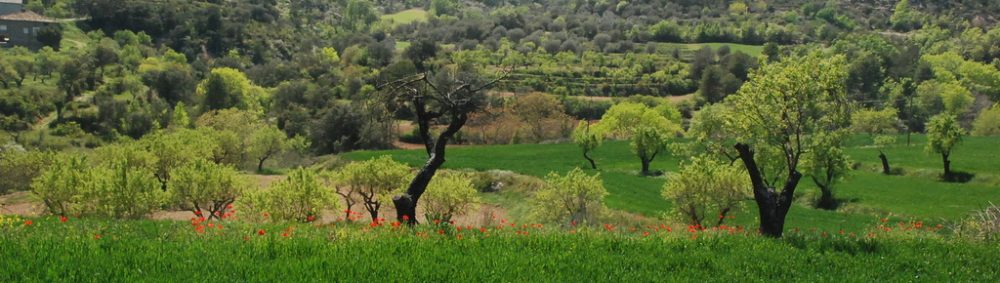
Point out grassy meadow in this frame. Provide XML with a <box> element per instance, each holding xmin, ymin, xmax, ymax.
<box><xmin>343</xmin><ymin>135</ymin><xmax>1000</xmax><ymax>232</ymax></box>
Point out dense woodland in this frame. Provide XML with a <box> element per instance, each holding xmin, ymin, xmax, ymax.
<box><xmin>1</xmin><ymin>0</ymin><xmax>1000</xmax><ymax>239</ymax></box>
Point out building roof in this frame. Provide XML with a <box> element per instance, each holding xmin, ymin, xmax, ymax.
<box><xmin>0</xmin><ymin>0</ymin><xmax>23</xmax><ymax>4</ymax></box>
<box><xmin>0</xmin><ymin>11</ymin><xmax>57</xmax><ymax>23</ymax></box>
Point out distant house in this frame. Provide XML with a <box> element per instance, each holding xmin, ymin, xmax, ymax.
<box><xmin>0</xmin><ymin>0</ymin><xmax>58</xmax><ymax>49</ymax></box>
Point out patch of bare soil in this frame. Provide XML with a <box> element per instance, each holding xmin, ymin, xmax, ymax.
<box><xmin>0</xmin><ymin>191</ymin><xmax>42</xmax><ymax>216</ymax></box>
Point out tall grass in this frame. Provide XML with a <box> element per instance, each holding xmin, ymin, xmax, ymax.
<box><xmin>1</xmin><ymin>217</ymin><xmax>997</xmax><ymax>281</ymax></box>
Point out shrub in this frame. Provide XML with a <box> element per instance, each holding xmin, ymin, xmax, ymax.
<box><xmin>167</xmin><ymin>159</ymin><xmax>244</xmax><ymax>220</ymax></box>
<box><xmin>333</xmin><ymin>156</ymin><xmax>410</xmax><ymax>221</ymax></box>
<box><xmin>86</xmin><ymin>160</ymin><xmax>167</xmax><ymax>219</ymax></box>
<box><xmin>530</xmin><ymin>168</ymin><xmax>608</xmax><ymax>226</ymax></box>
<box><xmin>0</xmin><ymin>149</ymin><xmax>57</xmax><ymax>194</ymax></box>
<box><xmin>661</xmin><ymin>156</ymin><xmax>750</xmax><ymax>227</ymax></box>
<box><xmin>972</xmin><ymin>104</ymin><xmax>1000</xmax><ymax>136</ymax></box>
<box><xmin>245</xmin><ymin>168</ymin><xmax>337</xmax><ymax>222</ymax></box>
<box><xmin>422</xmin><ymin>172</ymin><xmax>480</xmax><ymax>223</ymax></box>
<box><xmin>958</xmin><ymin>203</ymin><xmax>1000</xmax><ymax>241</ymax></box>
<box><xmin>30</xmin><ymin>154</ymin><xmax>89</xmax><ymax>216</ymax></box>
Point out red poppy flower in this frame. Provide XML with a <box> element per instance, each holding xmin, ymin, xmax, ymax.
<box><xmin>402</xmin><ymin>214</ymin><xmax>410</xmax><ymax>221</ymax></box>
<box><xmin>59</xmin><ymin>216</ymin><xmax>68</xmax><ymax>223</ymax></box>
<box><xmin>306</xmin><ymin>215</ymin><xmax>316</xmax><ymax>222</ymax></box>
<box><xmin>257</xmin><ymin>229</ymin><xmax>266</xmax><ymax>236</ymax></box>
<box><xmin>94</xmin><ymin>234</ymin><xmax>101</xmax><ymax>240</ymax></box>
<box><xmin>23</xmin><ymin>220</ymin><xmax>32</xmax><ymax>226</ymax></box>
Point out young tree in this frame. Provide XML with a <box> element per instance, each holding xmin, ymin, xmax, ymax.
<box><xmin>167</xmin><ymin>159</ymin><xmax>243</xmax><ymax>220</ymax></box>
<box><xmin>571</xmin><ymin>121</ymin><xmax>603</xmax><ymax>169</ymax></box>
<box><xmin>422</xmin><ymin>172</ymin><xmax>480</xmax><ymax>223</ymax></box>
<box><xmin>336</xmin><ymin>156</ymin><xmax>411</xmax><ymax>221</ymax></box>
<box><xmin>725</xmin><ymin>53</ymin><xmax>850</xmax><ymax>237</ymax></box>
<box><xmin>249</xmin><ymin>124</ymin><xmax>290</xmax><ymax>173</ymax></box>
<box><xmin>247</xmin><ymin>168</ymin><xmax>337</xmax><ymax>222</ymax></box>
<box><xmin>851</xmin><ymin>108</ymin><xmax>901</xmax><ymax>174</ymax></box>
<box><xmin>597</xmin><ymin>102</ymin><xmax>682</xmax><ymax>175</ymax></box>
<box><xmin>662</xmin><ymin>156</ymin><xmax>750</xmax><ymax>227</ymax></box>
<box><xmin>31</xmin><ymin>154</ymin><xmax>89</xmax><ymax>217</ymax></box>
<box><xmin>802</xmin><ymin>132</ymin><xmax>851</xmax><ymax>210</ymax></box>
<box><xmin>530</xmin><ymin>168</ymin><xmax>608</xmax><ymax>226</ymax></box>
<box><xmin>925</xmin><ymin>114</ymin><xmax>965</xmax><ymax>179</ymax></box>
<box><xmin>378</xmin><ymin>66</ymin><xmax>508</xmax><ymax>224</ymax></box>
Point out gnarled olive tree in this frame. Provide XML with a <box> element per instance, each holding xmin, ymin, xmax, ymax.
<box><xmin>378</xmin><ymin>65</ymin><xmax>508</xmax><ymax>224</ymax></box>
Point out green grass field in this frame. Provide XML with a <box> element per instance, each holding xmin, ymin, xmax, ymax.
<box><xmin>344</xmin><ymin>135</ymin><xmax>1000</xmax><ymax>232</ymax></box>
<box><xmin>380</xmin><ymin>8</ymin><xmax>430</xmax><ymax>28</ymax></box>
<box><xmin>1</xmin><ymin>217</ymin><xmax>997</xmax><ymax>281</ymax></box>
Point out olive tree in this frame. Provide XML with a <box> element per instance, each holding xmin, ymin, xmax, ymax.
<box><xmin>422</xmin><ymin>172</ymin><xmax>480</xmax><ymax>223</ymax></box>
<box><xmin>597</xmin><ymin>102</ymin><xmax>682</xmax><ymax>176</ymax></box>
<box><xmin>377</xmin><ymin>65</ymin><xmax>508</xmax><ymax>224</ymax></box>
<box><xmin>529</xmin><ymin>168</ymin><xmax>608</xmax><ymax>226</ymax></box>
<box><xmin>725</xmin><ymin>53</ymin><xmax>850</xmax><ymax>237</ymax></box>
<box><xmin>851</xmin><ymin>108</ymin><xmax>901</xmax><ymax>174</ymax></box>
<box><xmin>167</xmin><ymin>159</ymin><xmax>244</xmax><ymax>220</ymax></box>
<box><xmin>926</xmin><ymin>114</ymin><xmax>965</xmax><ymax>179</ymax></box>
<box><xmin>662</xmin><ymin>156</ymin><xmax>750</xmax><ymax>227</ymax></box>
<box><xmin>571</xmin><ymin>121</ymin><xmax>603</xmax><ymax>169</ymax></box>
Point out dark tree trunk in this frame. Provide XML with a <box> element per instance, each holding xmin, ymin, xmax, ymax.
<box><xmin>640</xmin><ymin>159</ymin><xmax>651</xmax><ymax>176</ymax></box>
<box><xmin>878</xmin><ymin>151</ymin><xmax>891</xmax><ymax>175</ymax></box>
<box><xmin>942</xmin><ymin>152</ymin><xmax>951</xmax><ymax>178</ymax></box>
<box><xmin>393</xmin><ymin>113</ymin><xmax>468</xmax><ymax>225</ymax></box>
<box><xmin>815</xmin><ymin>183</ymin><xmax>836</xmax><ymax>210</ymax></box>
<box><xmin>257</xmin><ymin>158</ymin><xmax>266</xmax><ymax>173</ymax></box>
<box><xmin>583</xmin><ymin>151</ymin><xmax>597</xmax><ymax>169</ymax></box>
<box><xmin>735</xmin><ymin>143</ymin><xmax>802</xmax><ymax>238</ymax></box>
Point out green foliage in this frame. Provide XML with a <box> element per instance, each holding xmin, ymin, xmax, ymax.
<box><xmin>916</xmin><ymin>80</ymin><xmax>974</xmax><ymax>116</ymax></box>
<box><xmin>925</xmin><ymin>114</ymin><xmax>964</xmax><ymax>158</ymax></box>
<box><xmin>30</xmin><ymin>154</ymin><xmax>88</xmax><ymax>216</ymax></box>
<box><xmin>245</xmin><ymin>168</ymin><xmax>337</xmax><ymax>222</ymax></box>
<box><xmin>422</xmin><ymin>172</ymin><xmax>480</xmax><ymax>223</ymax></box>
<box><xmin>571</xmin><ymin>121</ymin><xmax>603</xmax><ymax>168</ymax></box>
<box><xmin>661</xmin><ymin>156</ymin><xmax>750</xmax><ymax>226</ymax></box>
<box><xmin>87</xmin><ymin>159</ymin><xmax>166</xmax><ymax>220</ymax></box>
<box><xmin>726</xmin><ymin>53</ymin><xmax>850</xmax><ymax>185</ymax></box>
<box><xmin>972</xmin><ymin>104</ymin><xmax>1000</xmax><ymax>136</ymax></box>
<box><xmin>890</xmin><ymin>0</ymin><xmax>921</xmax><ymax>31</ymax></box>
<box><xmin>139</xmin><ymin>128</ymin><xmax>219</xmax><ymax>186</ymax></box>
<box><xmin>196</xmin><ymin>68</ymin><xmax>265</xmax><ymax>112</ymax></box>
<box><xmin>801</xmin><ymin>131</ymin><xmax>852</xmax><ymax>209</ymax></box>
<box><xmin>683</xmin><ymin>103</ymin><xmax>736</xmax><ymax>161</ymax></box>
<box><xmin>530</xmin><ymin>168</ymin><xmax>608</xmax><ymax>226</ymax></box>
<box><xmin>0</xmin><ymin>149</ymin><xmax>56</xmax><ymax>194</ymax></box>
<box><xmin>851</xmin><ymin>108</ymin><xmax>901</xmax><ymax>148</ymax></box>
<box><xmin>334</xmin><ymin>156</ymin><xmax>410</xmax><ymax>220</ymax></box>
<box><xmin>597</xmin><ymin>102</ymin><xmax>682</xmax><ymax>175</ymax></box>
<box><xmin>167</xmin><ymin>159</ymin><xmax>243</xmax><ymax>218</ymax></box>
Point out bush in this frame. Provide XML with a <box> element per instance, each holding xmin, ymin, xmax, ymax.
<box><xmin>333</xmin><ymin>156</ymin><xmax>410</xmax><ymax>220</ymax></box>
<box><xmin>422</xmin><ymin>172</ymin><xmax>480</xmax><ymax>223</ymax></box>
<box><xmin>529</xmin><ymin>168</ymin><xmax>608</xmax><ymax>226</ymax></box>
<box><xmin>661</xmin><ymin>156</ymin><xmax>750</xmax><ymax>227</ymax></box>
<box><xmin>30</xmin><ymin>154</ymin><xmax>89</xmax><ymax>216</ymax></box>
<box><xmin>244</xmin><ymin>168</ymin><xmax>337</xmax><ymax>222</ymax></box>
<box><xmin>958</xmin><ymin>204</ymin><xmax>1000</xmax><ymax>241</ymax></box>
<box><xmin>972</xmin><ymin>104</ymin><xmax>1000</xmax><ymax>136</ymax></box>
<box><xmin>87</xmin><ymin>160</ymin><xmax>167</xmax><ymax>219</ymax></box>
<box><xmin>0</xmin><ymin>149</ymin><xmax>57</xmax><ymax>194</ymax></box>
<box><xmin>167</xmin><ymin>159</ymin><xmax>244</xmax><ymax>219</ymax></box>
